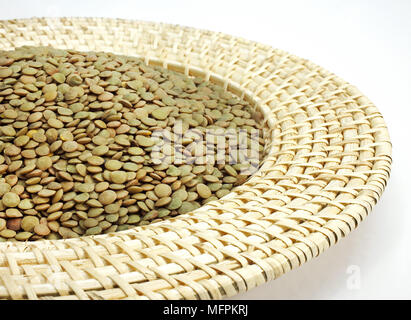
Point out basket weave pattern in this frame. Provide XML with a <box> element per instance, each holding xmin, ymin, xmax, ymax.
<box><xmin>0</xmin><ymin>18</ymin><xmax>391</xmax><ymax>300</ymax></box>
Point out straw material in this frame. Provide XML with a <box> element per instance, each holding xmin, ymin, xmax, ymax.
<box><xmin>0</xmin><ymin>17</ymin><xmax>391</xmax><ymax>300</ymax></box>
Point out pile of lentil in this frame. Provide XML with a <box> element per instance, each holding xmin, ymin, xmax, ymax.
<box><xmin>0</xmin><ymin>46</ymin><xmax>265</xmax><ymax>241</ymax></box>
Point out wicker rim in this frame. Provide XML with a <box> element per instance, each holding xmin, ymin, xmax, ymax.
<box><xmin>0</xmin><ymin>17</ymin><xmax>391</xmax><ymax>300</ymax></box>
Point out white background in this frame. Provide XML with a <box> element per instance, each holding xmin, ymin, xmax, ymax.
<box><xmin>0</xmin><ymin>0</ymin><xmax>410</xmax><ymax>299</ymax></box>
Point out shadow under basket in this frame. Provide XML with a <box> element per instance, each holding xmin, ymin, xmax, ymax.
<box><xmin>0</xmin><ymin>17</ymin><xmax>392</xmax><ymax>300</ymax></box>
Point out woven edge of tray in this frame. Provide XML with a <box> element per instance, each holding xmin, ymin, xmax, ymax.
<box><xmin>0</xmin><ymin>17</ymin><xmax>391</xmax><ymax>300</ymax></box>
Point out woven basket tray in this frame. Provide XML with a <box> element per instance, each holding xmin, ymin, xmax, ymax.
<box><xmin>0</xmin><ymin>17</ymin><xmax>391</xmax><ymax>300</ymax></box>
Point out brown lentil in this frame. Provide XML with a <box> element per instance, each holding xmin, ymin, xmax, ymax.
<box><xmin>0</xmin><ymin>46</ymin><xmax>265</xmax><ymax>241</ymax></box>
